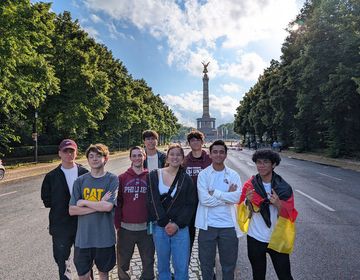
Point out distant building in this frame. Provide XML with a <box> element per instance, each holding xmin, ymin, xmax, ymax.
<box><xmin>197</xmin><ymin>62</ymin><xmax>217</xmax><ymax>141</ymax></box>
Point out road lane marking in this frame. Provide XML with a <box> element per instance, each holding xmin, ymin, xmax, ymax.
<box><xmin>317</xmin><ymin>172</ymin><xmax>342</xmax><ymax>181</ymax></box>
<box><xmin>246</xmin><ymin>161</ymin><xmax>255</xmax><ymax>167</ymax></box>
<box><xmin>0</xmin><ymin>191</ymin><xmax>18</xmax><ymax>197</ymax></box>
<box><xmin>295</xmin><ymin>189</ymin><xmax>335</xmax><ymax>212</ymax></box>
<box><xmin>285</xmin><ymin>163</ymin><xmax>297</xmax><ymax>167</ymax></box>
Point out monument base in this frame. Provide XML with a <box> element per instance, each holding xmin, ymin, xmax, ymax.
<box><xmin>197</xmin><ymin>117</ymin><xmax>217</xmax><ymax>141</ymax></box>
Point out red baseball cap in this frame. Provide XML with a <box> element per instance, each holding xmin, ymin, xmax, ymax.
<box><xmin>59</xmin><ymin>139</ymin><xmax>77</xmax><ymax>151</ymax></box>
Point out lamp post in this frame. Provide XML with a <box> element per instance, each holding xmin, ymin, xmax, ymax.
<box><xmin>34</xmin><ymin>110</ymin><xmax>38</xmax><ymax>163</ymax></box>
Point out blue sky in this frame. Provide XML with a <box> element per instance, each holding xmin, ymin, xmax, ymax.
<box><xmin>35</xmin><ymin>0</ymin><xmax>305</xmax><ymax>127</ymax></box>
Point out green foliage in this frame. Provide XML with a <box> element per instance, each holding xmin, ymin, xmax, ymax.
<box><xmin>0</xmin><ymin>3</ymin><xmax>179</xmax><ymax>156</ymax></box>
<box><xmin>7</xmin><ymin>145</ymin><xmax>58</xmax><ymax>157</ymax></box>
<box><xmin>217</xmin><ymin>122</ymin><xmax>240</xmax><ymax>140</ymax></box>
<box><xmin>171</xmin><ymin>125</ymin><xmax>194</xmax><ymax>141</ymax></box>
<box><xmin>0</xmin><ymin>0</ymin><xmax>59</xmax><ymax>155</ymax></box>
<box><xmin>234</xmin><ymin>0</ymin><xmax>360</xmax><ymax>157</ymax></box>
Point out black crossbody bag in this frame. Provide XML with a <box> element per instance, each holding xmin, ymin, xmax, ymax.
<box><xmin>160</xmin><ymin>169</ymin><xmax>182</xmax><ymax>210</ymax></box>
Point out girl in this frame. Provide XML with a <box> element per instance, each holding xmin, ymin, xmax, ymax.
<box><xmin>148</xmin><ymin>144</ymin><xmax>196</xmax><ymax>280</ymax></box>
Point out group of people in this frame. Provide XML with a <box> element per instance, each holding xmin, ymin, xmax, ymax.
<box><xmin>41</xmin><ymin>130</ymin><xmax>298</xmax><ymax>280</ymax></box>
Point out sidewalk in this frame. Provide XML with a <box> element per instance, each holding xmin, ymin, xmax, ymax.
<box><xmin>281</xmin><ymin>150</ymin><xmax>360</xmax><ymax>172</ymax></box>
<box><xmin>93</xmin><ymin>240</ymin><xmax>203</xmax><ymax>280</ymax></box>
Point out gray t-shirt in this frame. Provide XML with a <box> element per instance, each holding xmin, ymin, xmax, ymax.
<box><xmin>70</xmin><ymin>172</ymin><xmax>119</xmax><ymax>248</ymax></box>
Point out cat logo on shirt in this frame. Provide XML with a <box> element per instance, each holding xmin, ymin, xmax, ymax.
<box><xmin>83</xmin><ymin>187</ymin><xmax>104</xmax><ymax>201</ymax></box>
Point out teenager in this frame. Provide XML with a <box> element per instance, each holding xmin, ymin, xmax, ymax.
<box><xmin>69</xmin><ymin>144</ymin><xmax>119</xmax><ymax>280</ymax></box>
<box><xmin>148</xmin><ymin>144</ymin><xmax>197</xmax><ymax>280</ymax></box>
<box><xmin>183</xmin><ymin>130</ymin><xmax>212</xmax><ymax>254</ymax></box>
<box><xmin>196</xmin><ymin>140</ymin><xmax>242</xmax><ymax>280</ymax></box>
<box><xmin>114</xmin><ymin>146</ymin><xmax>155</xmax><ymax>280</ymax></box>
<box><xmin>41</xmin><ymin>139</ymin><xmax>88</xmax><ymax>280</ymax></box>
<box><xmin>142</xmin><ymin>130</ymin><xmax>166</xmax><ymax>171</ymax></box>
<box><xmin>238</xmin><ymin>149</ymin><xmax>297</xmax><ymax>280</ymax></box>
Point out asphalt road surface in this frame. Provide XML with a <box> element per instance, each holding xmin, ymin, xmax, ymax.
<box><xmin>230</xmin><ymin>149</ymin><xmax>360</xmax><ymax>280</ymax></box>
<box><xmin>0</xmin><ymin>149</ymin><xmax>359</xmax><ymax>279</ymax></box>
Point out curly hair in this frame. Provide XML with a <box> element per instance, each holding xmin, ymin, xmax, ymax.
<box><xmin>142</xmin><ymin>130</ymin><xmax>159</xmax><ymax>141</ymax></box>
<box><xmin>187</xmin><ymin>130</ymin><xmax>205</xmax><ymax>143</ymax></box>
<box><xmin>252</xmin><ymin>149</ymin><xmax>281</xmax><ymax>166</ymax></box>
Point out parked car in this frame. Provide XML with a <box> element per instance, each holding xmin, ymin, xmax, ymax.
<box><xmin>0</xmin><ymin>159</ymin><xmax>5</xmax><ymax>180</ymax></box>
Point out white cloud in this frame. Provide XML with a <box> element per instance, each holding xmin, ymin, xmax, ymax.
<box><xmin>210</xmin><ymin>95</ymin><xmax>239</xmax><ymax>119</ymax></box>
<box><xmin>90</xmin><ymin>14</ymin><xmax>102</xmax><ymax>23</ymax></box>
<box><xmin>161</xmin><ymin>90</ymin><xmax>239</xmax><ymax>126</ymax></box>
<box><xmin>107</xmin><ymin>22</ymin><xmax>127</xmax><ymax>40</ymax></box>
<box><xmin>157</xmin><ymin>45</ymin><xmax>164</xmax><ymax>52</ymax></box>
<box><xmin>82</xmin><ymin>26</ymin><xmax>101</xmax><ymax>41</ymax></box>
<box><xmin>84</xmin><ymin>0</ymin><xmax>298</xmax><ymax>79</ymax></box>
<box><xmin>185</xmin><ymin>49</ymin><xmax>218</xmax><ymax>77</ymax></box>
<box><xmin>161</xmin><ymin>91</ymin><xmax>203</xmax><ymax>114</ymax></box>
<box><xmin>222</xmin><ymin>52</ymin><xmax>268</xmax><ymax>81</ymax></box>
<box><xmin>220</xmin><ymin>83</ymin><xmax>242</xmax><ymax>94</ymax></box>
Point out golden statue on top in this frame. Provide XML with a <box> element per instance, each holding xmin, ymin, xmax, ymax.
<box><xmin>202</xmin><ymin>61</ymin><xmax>210</xmax><ymax>74</ymax></box>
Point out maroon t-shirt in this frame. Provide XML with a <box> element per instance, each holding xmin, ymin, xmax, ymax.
<box><xmin>183</xmin><ymin>150</ymin><xmax>212</xmax><ymax>187</ymax></box>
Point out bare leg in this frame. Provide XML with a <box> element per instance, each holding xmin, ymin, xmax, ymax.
<box><xmin>98</xmin><ymin>271</ymin><xmax>109</xmax><ymax>280</ymax></box>
<box><xmin>78</xmin><ymin>271</ymin><xmax>92</xmax><ymax>280</ymax></box>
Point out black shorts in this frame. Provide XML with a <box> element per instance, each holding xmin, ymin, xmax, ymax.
<box><xmin>74</xmin><ymin>246</ymin><xmax>116</xmax><ymax>276</ymax></box>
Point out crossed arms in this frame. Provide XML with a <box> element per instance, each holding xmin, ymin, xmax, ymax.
<box><xmin>69</xmin><ymin>191</ymin><xmax>114</xmax><ymax>216</ymax></box>
<box><xmin>197</xmin><ymin>171</ymin><xmax>241</xmax><ymax>207</ymax></box>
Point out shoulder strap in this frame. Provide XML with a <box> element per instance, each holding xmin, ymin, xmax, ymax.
<box><xmin>166</xmin><ymin>168</ymin><xmax>182</xmax><ymax>197</ymax></box>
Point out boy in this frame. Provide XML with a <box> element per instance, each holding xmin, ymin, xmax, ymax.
<box><xmin>41</xmin><ymin>139</ymin><xmax>88</xmax><ymax>280</ymax></box>
<box><xmin>142</xmin><ymin>130</ymin><xmax>166</xmax><ymax>171</ymax></box>
<box><xmin>183</xmin><ymin>130</ymin><xmax>212</xmax><ymax>254</ymax></box>
<box><xmin>69</xmin><ymin>144</ymin><xmax>119</xmax><ymax>280</ymax></box>
<box><xmin>114</xmin><ymin>146</ymin><xmax>154</xmax><ymax>280</ymax></box>
<box><xmin>238</xmin><ymin>149</ymin><xmax>297</xmax><ymax>280</ymax></box>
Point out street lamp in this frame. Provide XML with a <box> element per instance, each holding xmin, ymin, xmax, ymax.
<box><xmin>34</xmin><ymin>110</ymin><xmax>38</xmax><ymax>163</ymax></box>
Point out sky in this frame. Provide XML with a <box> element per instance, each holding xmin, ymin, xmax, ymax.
<box><xmin>34</xmin><ymin>0</ymin><xmax>305</xmax><ymax>127</ymax></box>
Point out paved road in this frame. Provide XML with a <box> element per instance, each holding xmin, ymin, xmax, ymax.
<box><xmin>229</xmin><ymin>148</ymin><xmax>360</xmax><ymax>280</ymax></box>
<box><xmin>0</xmin><ymin>155</ymin><xmax>131</xmax><ymax>280</ymax></box>
<box><xmin>0</xmin><ymin>149</ymin><xmax>359</xmax><ymax>279</ymax></box>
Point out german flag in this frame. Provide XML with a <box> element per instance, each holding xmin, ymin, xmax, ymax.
<box><xmin>237</xmin><ymin>173</ymin><xmax>298</xmax><ymax>254</ymax></box>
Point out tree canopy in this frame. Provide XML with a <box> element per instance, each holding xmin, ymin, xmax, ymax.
<box><xmin>234</xmin><ymin>0</ymin><xmax>360</xmax><ymax>157</ymax></box>
<box><xmin>0</xmin><ymin>0</ymin><xmax>179</xmax><ymax>156</ymax></box>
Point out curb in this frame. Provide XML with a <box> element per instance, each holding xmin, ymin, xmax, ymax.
<box><xmin>0</xmin><ymin>151</ymin><xmax>128</xmax><ymax>185</ymax></box>
<box><xmin>282</xmin><ymin>151</ymin><xmax>360</xmax><ymax>173</ymax></box>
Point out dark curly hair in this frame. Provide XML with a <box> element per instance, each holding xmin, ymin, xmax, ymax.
<box><xmin>252</xmin><ymin>149</ymin><xmax>281</xmax><ymax>166</ymax></box>
<box><xmin>187</xmin><ymin>130</ymin><xmax>205</xmax><ymax>143</ymax></box>
<box><xmin>142</xmin><ymin>130</ymin><xmax>159</xmax><ymax>141</ymax></box>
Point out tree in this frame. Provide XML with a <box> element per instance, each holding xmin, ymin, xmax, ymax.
<box><xmin>41</xmin><ymin>12</ymin><xmax>110</xmax><ymax>143</ymax></box>
<box><xmin>0</xmin><ymin>0</ymin><xmax>59</xmax><ymax>155</ymax></box>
